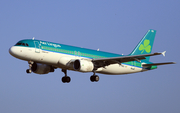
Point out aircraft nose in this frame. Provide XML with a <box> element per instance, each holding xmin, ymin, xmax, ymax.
<box><xmin>9</xmin><ymin>46</ymin><xmax>17</xmax><ymax>56</ymax></box>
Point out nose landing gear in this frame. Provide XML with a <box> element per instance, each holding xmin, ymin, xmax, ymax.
<box><xmin>26</xmin><ymin>61</ymin><xmax>34</xmax><ymax>74</ymax></box>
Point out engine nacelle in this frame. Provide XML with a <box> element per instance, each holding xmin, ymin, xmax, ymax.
<box><xmin>32</xmin><ymin>63</ymin><xmax>54</xmax><ymax>74</ymax></box>
<box><xmin>73</xmin><ymin>59</ymin><xmax>94</xmax><ymax>72</ymax></box>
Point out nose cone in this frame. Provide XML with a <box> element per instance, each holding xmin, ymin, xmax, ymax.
<box><xmin>9</xmin><ymin>46</ymin><xmax>18</xmax><ymax>57</ymax></box>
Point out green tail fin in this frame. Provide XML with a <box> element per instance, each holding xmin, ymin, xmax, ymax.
<box><xmin>130</xmin><ymin>29</ymin><xmax>156</xmax><ymax>61</ymax></box>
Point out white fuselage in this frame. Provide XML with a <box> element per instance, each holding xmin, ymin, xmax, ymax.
<box><xmin>9</xmin><ymin>46</ymin><xmax>146</xmax><ymax>75</ymax></box>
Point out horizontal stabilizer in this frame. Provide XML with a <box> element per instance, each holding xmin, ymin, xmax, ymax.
<box><xmin>143</xmin><ymin>62</ymin><xmax>176</xmax><ymax>66</ymax></box>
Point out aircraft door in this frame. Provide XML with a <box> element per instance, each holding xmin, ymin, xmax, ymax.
<box><xmin>34</xmin><ymin>41</ymin><xmax>41</xmax><ymax>53</ymax></box>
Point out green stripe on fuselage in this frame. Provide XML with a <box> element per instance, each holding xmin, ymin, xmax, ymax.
<box><xmin>41</xmin><ymin>45</ymin><xmax>106</xmax><ymax>59</ymax></box>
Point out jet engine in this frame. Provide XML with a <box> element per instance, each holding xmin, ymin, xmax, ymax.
<box><xmin>73</xmin><ymin>59</ymin><xmax>94</xmax><ymax>72</ymax></box>
<box><xmin>31</xmin><ymin>63</ymin><xmax>54</xmax><ymax>74</ymax></box>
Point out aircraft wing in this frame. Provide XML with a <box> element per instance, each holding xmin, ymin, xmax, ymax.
<box><xmin>92</xmin><ymin>51</ymin><xmax>166</xmax><ymax>67</ymax></box>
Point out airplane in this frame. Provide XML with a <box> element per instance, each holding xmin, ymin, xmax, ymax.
<box><xmin>9</xmin><ymin>29</ymin><xmax>175</xmax><ymax>83</ymax></box>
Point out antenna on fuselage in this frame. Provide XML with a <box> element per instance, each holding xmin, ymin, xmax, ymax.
<box><xmin>32</xmin><ymin>37</ymin><xmax>35</xmax><ymax>40</ymax></box>
<box><xmin>97</xmin><ymin>49</ymin><xmax>100</xmax><ymax>51</ymax></box>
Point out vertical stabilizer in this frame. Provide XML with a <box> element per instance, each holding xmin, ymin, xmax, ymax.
<box><xmin>130</xmin><ymin>29</ymin><xmax>156</xmax><ymax>61</ymax></box>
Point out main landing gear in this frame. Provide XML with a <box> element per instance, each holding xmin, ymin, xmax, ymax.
<box><xmin>61</xmin><ymin>69</ymin><xmax>99</xmax><ymax>83</ymax></box>
<box><xmin>90</xmin><ymin>71</ymin><xmax>99</xmax><ymax>82</ymax></box>
<box><xmin>61</xmin><ymin>69</ymin><xmax>71</xmax><ymax>83</ymax></box>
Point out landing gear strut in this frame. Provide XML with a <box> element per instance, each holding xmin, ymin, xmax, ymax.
<box><xmin>90</xmin><ymin>70</ymin><xmax>99</xmax><ymax>82</ymax></box>
<box><xmin>61</xmin><ymin>69</ymin><xmax>71</xmax><ymax>83</ymax></box>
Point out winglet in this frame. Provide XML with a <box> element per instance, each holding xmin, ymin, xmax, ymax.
<box><xmin>162</xmin><ymin>51</ymin><xmax>166</xmax><ymax>57</ymax></box>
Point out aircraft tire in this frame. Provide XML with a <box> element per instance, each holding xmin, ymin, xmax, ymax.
<box><xmin>90</xmin><ymin>75</ymin><xmax>99</xmax><ymax>82</ymax></box>
<box><xmin>90</xmin><ymin>76</ymin><xmax>95</xmax><ymax>82</ymax></box>
<box><xmin>95</xmin><ymin>75</ymin><xmax>99</xmax><ymax>82</ymax></box>
<box><xmin>62</xmin><ymin>76</ymin><xmax>71</xmax><ymax>83</ymax></box>
<box><xmin>66</xmin><ymin>76</ymin><xmax>71</xmax><ymax>83</ymax></box>
<box><xmin>26</xmin><ymin>69</ymin><xmax>32</xmax><ymax>73</ymax></box>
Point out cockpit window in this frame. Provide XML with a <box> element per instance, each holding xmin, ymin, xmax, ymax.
<box><xmin>16</xmin><ymin>43</ymin><xmax>22</xmax><ymax>45</ymax></box>
<box><xmin>15</xmin><ymin>42</ymin><xmax>29</xmax><ymax>46</ymax></box>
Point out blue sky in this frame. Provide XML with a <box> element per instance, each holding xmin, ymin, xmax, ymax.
<box><xmin>0</xmin><ymin>0</ymin><xmax>180</xmax><ymax>113</ymax></box>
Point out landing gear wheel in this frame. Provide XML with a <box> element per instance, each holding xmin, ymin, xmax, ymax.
<box><xmin>66</xmin><ymin>76</ymin><xmax>71</xmax><ymax>83</ymax></box>
<box><xmin>90</xmin><ymin>75</ymin><xmax>99</xmax><ymax>82</ymax></box>
<box><xmin>61</xmin><ymin>69</ymin><xmax>71</xmax><ymax>83</ymax></box>
<box><xmin>26</xmin><ymin>69</ymin><xmax>32</xmax><ymax>73</ymax></box>
<box><xmin>62</xmin><ymin>76</ymin><xmax>71</xmax><ymax>83</ymax></box>
<box><xmin>94</xmin><ymin>75</ymin><xmax>99</xmax><ymax>82</ymax></box>
<box><xmin>62</xmin><ymin>77</ymin><xmax>66</xmax><ymax>83</ymax></box>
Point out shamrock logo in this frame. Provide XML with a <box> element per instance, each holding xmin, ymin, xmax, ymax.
<box><xmin>139</xmin><ymin>39</ymin><xmax>151</xmax><ymax>53</ymax></box>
